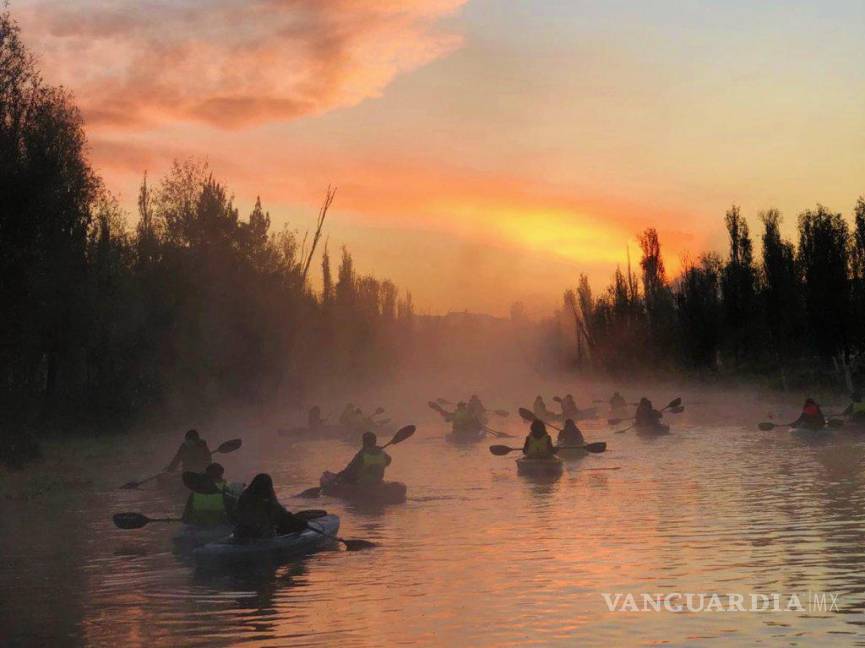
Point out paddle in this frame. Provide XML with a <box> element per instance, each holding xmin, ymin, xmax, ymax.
<box><xmin>493</xmin><ymin>409</ymin><xmax>509</xmax><ymax>417</ymax></box>
<box><xmin>429</xmin><ymin>401</ymin><xmax>451</xmax><ymax>419</ymax></box>
<box><xmin>489</xmin><ymin>442</ymin><xmax>606</xmax><ymax>456</ymax></box>
<box><xmin>113</xmin><ymin>512</ymin><xmax>182</xmax><ymax>529</ymax></box>
<box><xmin>296</xmin><ymin>425</ymin><xmax>416</xmax><ymax>498</ymax></box>
<box><xmin>119</xmin><ymin>438</ymin><xmax>243</xmax><ymax>489</ymax></box>
<box><xmin>614</xmin><ymin>398</ymin><xmax>681</xmax><ymax>434</ymax></box>
<box><xmin>517</xmin><ymin>407</ymin><xmax>563</xmax><ymax>432</ymax></box>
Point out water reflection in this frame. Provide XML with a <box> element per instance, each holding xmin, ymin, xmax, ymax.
<box><xmin>4</xmin><ymin>417</ymin><xmax>865</xmax><ymax>646</ymax></box>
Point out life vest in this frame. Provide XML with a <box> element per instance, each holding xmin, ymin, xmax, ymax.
<box><xmin>358</xmin><ymin>450</ymin><xmax>389</xmax><ymax>485</ymax></box>
<box><xmin>188</xmin><ymin>479</ymin><xmax>228</xmax><ymax>526</ymax></box>
<box><xmin>803</xmin><ymin>404</ymin><xmax>820</xmax><ymax>417</ymax></box>
<box><xmin>525</xmin><ymin>433</ymin><xmax>553</xmax><ymax>458</ymax></box>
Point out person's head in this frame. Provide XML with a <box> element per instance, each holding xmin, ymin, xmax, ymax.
<box><xmin>185</xmin><ymin>429</ymin><xmax>199</xmax><ymax>443</ymax></box>
<box><xmin>530</xmin><ymin>419</ymin><xmax>547</xmax><ymax>437</ymax></box>
<box><xmin>310</xmin><ymin>405</ymin><xmax>320</xmax><ymax>414</ymax></box>
<box><xmin>457</xmin><ymin>401</ymin><xmax>467</xmax><ymax>410</ymax></box>
<box><xmin>639</xmin><ymin>397</ymin><xmax>649</xmax><ymax>407</ymax></box>
<box><xmin>362</xmin><ymin>431</ymin><xmax>377</xmax><ymax>449</ymax></box>
<box><xmin>246</xmin><ymin>473</ymin><xmax>276</xmax><ymax>502</ymax></box>
<box><xmin>804</xmin><ymin>398</ymin><xmax>817</xmax><ymax>408</ymax></box>
<box><xmin>564</xmin><ymin>419</ymin><xmax>579</xmax><ymax>432</ymax></box>
<box><xmin>205</xmin><ymin>463</ymin><xmax>224</xmax><ymax>480</ymax></box>
<box><xmin>613</xmin><ymin>392</ymin><xmax>621</xmax><ymax>397</ymax></box>
<box><xmin>470</xmin><ymin>394</ymin><xmax>479</xmax><ymax>401</ymax></box>
<box><xmin>355</xmin><ymin>407</ymin><xmax>363</xmax><ymax>415</ymax></box>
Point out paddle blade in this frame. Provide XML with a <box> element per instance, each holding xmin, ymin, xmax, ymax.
<box><xmin>584</xmin><ymin>442</ymin><xmax>607</xmax><ymax>453</ymax></box>
<box><xmin>666</xmin><ymin>397</ymin><xmax>682</xmax><ymax>410</ymax></box>
<box><xmin>374</xmin><ymin>407</ymin><xmax>385</xmax><ymax>415</ymax></box>
<box><xmin>494</xmin><ymin>409</ymin><xmax>509</xmax><ymax>417</ymax></box>
<box><xmin>297</xmin><ymin>487</ymin><xmax>322</xmax><ymax>498</ymax></box>
<box><xmin>489</xmin><ymin>445</ymin><xmax>516</xmax><ymax>455</ymax></box>
<box><xmin>113</xmin><ymin>512</ymin><xmax>150</xmax><ymax>529</ymax></box>
<box><xmin>670</xmin><ymin>406</ymin><xmax>685</xmax><ymax>414</ymax></box>
<box><xmin>341</xmin><ymin>538</ymin><xmax>377</xmax><ymax>551</ymax></box>
<box><xmin>828</xmin><ymin>418</ymin><xmax>844</xmax><ymax>428</ymax></box>
<box><xmin>518</xmin><ymin>407</ymin><xmax>536</xmax><ymax>423</ymax></box>
<box><xmin>216</xmin><ymin>438</ymin><xmax>242</xmax><ymax>453</ymax></box>
<box><xmin>552</xmin><ymin>396</ymin><xmax>562</xmax><ymax>403</ymax></box>
<box><xmin>183</xmin><ymin>471</ymin><xmax>219</xmax><ymax>494</ymax></box>
<box><xmin>607</xmin><ymin>418</ymin><xmax>623</xmax><ymax>425</ymax></box>
<box><xmin>119</xmin><ymin>481</ymin><xmax>140</xmax><ymax>490</ymax></box>
<box><xmin>295</xmin><ymin>509</ymin><xmax>328</xmax><ymax>520</ymax></box>
<box><xmin>389</xmin><ymin>425</ymin><xmax>416</xmax><ymax>445</ymax></box>
<box><xmin>757</xmin><ymin>422</ymin><xmax>776</xmax><ymax>431</ymax></box>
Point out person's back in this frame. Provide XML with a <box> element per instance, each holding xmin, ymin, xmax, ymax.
<box><xmin>610</xmin><ymin>392</ymin><xmax>627</xmax><ymax>410</ymax></box>
<box><xmin>557</xmin><ymin>419</ymin><xmax>584</xmax><ymax>446</ymax></box>
<box><xmin>308</xmin><ymin>406</ymin><xmax>324</xmax><ymax>430</ymax></box>
<box><xmin>234</xmin><ymin>473</ymin><xmax>305</xmax><ymax>540</ymax></box>
<box><xmin>166</xmin><ymin>429</ymin><xmax>211</xmax><ymax>473</ymax></box>
<box><xmin>797</xmin><ymin>399</ymin><xmax>825</xmax><ymax>429</ymax></box>
<box><xmin>339</xmin><ymin>404</ymin><xmax>356</xmax><ymax>427</ymax></box>
<box><xmin>524</xmin><ymin>420</ymin><xmax>555</xmax><ymax>459</ymax></box>
<box><xmin>339</xmin><ymin>432</ymin><xmax>392</xmax><ymax>486</ymax></box>
<box><xmin>533</xmin><ymin>396</ymin><xmax>551</xmax><ymax>419</ymax></box>
<box><xmin>562</xmin><ymin>395</ymin><xmax>579</xmax><ymax>418</ymax></box>
<box><xmin>452</xmin><ymin>403</ymin><xmax>480</xmax><ymax>434</ymax></box>
<box><xmin>183</xmin><ymin>463</ymin><xmax>235</xmax><ymax>527</ymax></box>
<box><xmin>634</xmin><ymin>399</ymin><xmax>660</xmax><ymax>427</ymax></box>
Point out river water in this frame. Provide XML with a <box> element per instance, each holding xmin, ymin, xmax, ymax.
<box><xmin>3</xmin><ymin>399</ymin><xmax>865</xmax><ymax>647</ymax></box>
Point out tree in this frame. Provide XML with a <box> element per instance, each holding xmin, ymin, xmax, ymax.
<box><xmin>720</xmin><ymin>206</ymin><xmax>758</xmax><ymax>366</ymax></box>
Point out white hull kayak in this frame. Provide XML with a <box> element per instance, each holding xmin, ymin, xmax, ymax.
<box><xmin>193</xmin><ymin>514</ymin><xmax>340</xmax><ymax>567</ymax></box>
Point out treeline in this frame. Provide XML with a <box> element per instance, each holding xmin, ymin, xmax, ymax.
<box><xmin>0</xmin><ymin>11</ymin><xmax>413</xmax><ymax>448</ymax></box>
<box><xmin>552</xmin><ymin>201</ymin><xmax>865</xmax><ymax>390</ymax></box>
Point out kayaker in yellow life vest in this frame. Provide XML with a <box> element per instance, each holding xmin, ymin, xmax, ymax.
<box><xmin>842</xmin><ymin>392</ymin><xmax>865</xmax><ymax>423</ymax></box>
<box><xmin>523</xmin><ymin>420</ymin><xmax>555</xmax><ymax>458</ymax></box>
<box><xmin>339</xmin><ymin>403</ymin><xmax>357</xmax><ymax>427</ymax></box>
<box><xmin>182</xmin><ymin>463</ymin><xmax>237</xmax><ymax>527</ymax></box>
<box><xmin>165</xmin><ymin>429</ymin><xmax>212</xmax><ymax>473</ymax></box>
<box><xmin>338</xmin><ymin>432</ymin><xmax>392</xmax><ymax>486</ymax></box>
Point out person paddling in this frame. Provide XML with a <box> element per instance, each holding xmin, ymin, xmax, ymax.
<box><xmin>523</xmin><ymin>419</ymin><xmax>556</xmax><ymax>458</ymax></box>
<box><xmin>842</xmin><ymin>392</ymin><xmax>865</xmax><ymax>423</ymax></box>
<box><xmin>451</xmin><ymin>401</ymin><xmax>482</xmax><ymax>438</ymax></box>
<box><xmin>561</xmin><ymin>395</ymin><xmax>580</xmax><ymax>420</ymax></box>
<box><xmin>182</xmin><ymin>463</ymin><xmax>236</xmax><ymax>527</ymax></box>
<box><xmin>165</xmin><ymin>429</ymin><xmax>212</xmax><ymax>473</ymax></box>
<box><xmin>610</xmin><ymin>392</ymin><xmax>627</xmax><ymax>413</ymax></box>
<box><xmin>557</xmin><ymin>419</ymin><xmax>584</xmax><ymax>446</ymax></box>
<box><xmin>308</xmin><ymin>406</ymin><xmax>325</xmax><ymax>430</ymax></box>
<box><xmin>792</xmin><ymin>398</ymin><xmax>826</xmax><ymax>430</ymax></box>
<box><xmin>337</xmin><ymin>431</ymin><xmax>392</xmax><ymax>486</ymax></box>
<box><xmin>634</xmin><ymin>398</ymin><xmax>662</xmax><ymax>429</ymax></box>
<box><xmin>533</xmin><ymin>396</ymin><xmax>556</xmax><ymax>422</ymax></box>
<box><xmin>467</xmin><ymin>395</ymin><xmax>488</xmax><ymax>424</ymax></box>
<box><xmin>233</xmin><ymin>473</ymin><xmax>307</xmax><ymax>540</ymax></box>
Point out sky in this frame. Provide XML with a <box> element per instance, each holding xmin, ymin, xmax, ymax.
<box><xmin>14</xmin><ymin>0</ymin><xmax>865</xmax><ymax>315</ymax></box>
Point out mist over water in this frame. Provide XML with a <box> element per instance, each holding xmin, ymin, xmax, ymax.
<box><xmin>4</xmin><ymin>358</ymin><xmax>865</xmax><ymax>646</ymax></box>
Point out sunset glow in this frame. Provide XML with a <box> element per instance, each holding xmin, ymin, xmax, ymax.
<box><xmin>15</xmin><ymin>0</ymin><xmax>865</xmax><ymax>313</ymax></box>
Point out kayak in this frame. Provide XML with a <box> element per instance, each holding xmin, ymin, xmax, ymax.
<box><xmin>319</xmin><ymin>471</ymin><xmax>407</xmax><ymax>506</ymax></box>
<box><xmin>516</xmin><ymin>456</ymin><xmax>564</xmax><ymax>476</ymax></box>
<box><xmin>635</xmin><ymin>423</ymin><xmax>670</xmax><ymax>436</ymax></box>
<box><xmin>555</xmin><ymin>446</ymin><xmax>588</xmax><ymax>461</ymax></box>
<box><xmin>172</xmin><ymin>524</ymin><xmax>232</xmax><ymax>553</ymax></box>
<box><xmin>193</xmin><ymin>514</ymin><xmax>340</xmax><ymax>567</ymax></box>
<box><xmin>791</xmin><ymin>424</ymin><xmax>833</xmax><ymax>441</ymax></box>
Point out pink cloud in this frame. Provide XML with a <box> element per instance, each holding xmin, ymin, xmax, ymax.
<box><xmin>17</xmin><ymin>0</ymin><xmax>466</xmax><ymax>129</ymax></box>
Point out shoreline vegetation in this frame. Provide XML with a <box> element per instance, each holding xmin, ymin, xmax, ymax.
<box><xmin>1</xmin><ymin>8</ymin><xmax>862</xmax><ymax>468</ymax></box>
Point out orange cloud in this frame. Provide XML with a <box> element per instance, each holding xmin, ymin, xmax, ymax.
<box><xmin>18</xmin><ymin>0</ymin><xmax>467</xmax><ymax>129</ymax></box>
